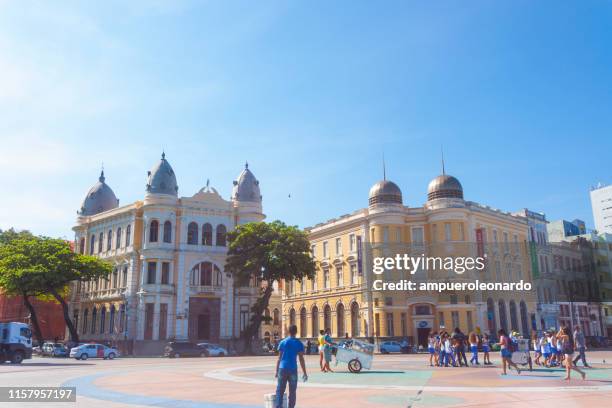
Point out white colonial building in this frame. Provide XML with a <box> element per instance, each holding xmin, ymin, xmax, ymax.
<box><xmin>69</xmin><ymin>153</ymin><xmax>268</xmax><ymax>354</ymax></box>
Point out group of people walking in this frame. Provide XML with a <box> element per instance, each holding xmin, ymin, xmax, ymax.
<box><xmin>532</xmin><ymin>325</ymin><xmax>589</xmax><ymax>380</ymax></box>
<box><xmin>428</xmin><ymin>327</ymin><xmax>493</xmax><ymax>368</ymax></box>
<box><xmin>427</xmin><ymin>325</ymin><xmax>589</xmax><ymax>380</ymax></box>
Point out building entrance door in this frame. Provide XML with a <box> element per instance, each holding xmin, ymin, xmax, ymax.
<box><xmin>188</xmin><ymin>297</ymin><xmax>220</xmax><ymax>342</ymax></box>
<box><xmin>197</xmin><ymin>313</ymin><xmax>211</xmax><ymax>340</ymax></box>
<box><xmin>417</xmin><ymin>328</ymin><xmax>430</xmax><ymax>348</ymax></box>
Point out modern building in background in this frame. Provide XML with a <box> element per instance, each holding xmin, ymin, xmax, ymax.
<box><xmin>69</xmin><ymin>154</ymin><xmax>272</xmax><ymax>354</ymax></box>
<box><xmin>283</xmin><ymin>166</ymin><xmax>537</xmax><ymax>347</ymax></box>
<box><xmin>591</xmin><ymin>183</ymin><xmax>612</xmax><ymax>235</ymax></box>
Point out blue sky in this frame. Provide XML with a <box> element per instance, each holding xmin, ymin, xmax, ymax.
<box><xmin>0</xmin><ymin>1</ymin><xmax>610</xmax><ymax>239</ymax></box>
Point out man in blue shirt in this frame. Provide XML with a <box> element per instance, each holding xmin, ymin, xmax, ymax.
<box><xmin>275</xmin><ymin>324</ymin><xmax>307</xmax><ymax>408</ymax></box>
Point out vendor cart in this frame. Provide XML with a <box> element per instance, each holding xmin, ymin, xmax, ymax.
<box><xmin>334</xmin><ymin>339</ymin><xmax>374</xmax><ymax>373</ymax></box>
<box><xmin>510</xmin><ymin>338</ymin><xmax>533</xmax><ymax>371</ymax></box>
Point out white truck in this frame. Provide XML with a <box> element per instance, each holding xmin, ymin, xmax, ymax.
<box><xmin>0</xmin><ymin>322</ymin><xmax>33</xmax><ymax>364</ymax></box>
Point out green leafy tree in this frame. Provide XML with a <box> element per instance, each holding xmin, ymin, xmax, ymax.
<box><xmin>225</xmin><ymin>221</ymin><xmax>316</xmax><ymax>353</ymax></box>
<box><xmin>0</xmin><ymin>235</ymin><xmax>112</xmax><ymax>344</ymax></box>
<box><xmin>0</xmin><ymin>230</ymin><xmax>44</xmax><ymax>345</ymax></box>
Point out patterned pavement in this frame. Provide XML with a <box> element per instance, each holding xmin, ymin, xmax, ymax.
<box><xmin>0</xmin><ymin>352</ymin><xmax>611</xmax><ymax>407</ymax></box>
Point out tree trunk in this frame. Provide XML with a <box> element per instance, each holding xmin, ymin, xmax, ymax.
<box><xmin>242</xmin><ymin>284</ymin><xmax>274</xmax><ymax>355</ymax></box>
<box><xmin>48</xmin><ymin>287</ymin><xmax>79</xmax><ymax>344</ymax></box>
<box><xmin>22</xmin><ymin>294</ymin><xmax>44</xmax><ymax>346</ymax></box>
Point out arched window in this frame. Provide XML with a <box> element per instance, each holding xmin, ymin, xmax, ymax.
<box><xmin>116</xmin><ymin>227</ymin><xmax>122</xmax><ymax>249</ymax></box>
<box><xmin>98</xmin><ymin>232</ymin><xmax>103</xmax><ymax>253</ymax></box>
<box><xmin>350</xmin><ymin>302</ymin><xmax>359</xmax><ymax>337</ymax></box>
<box><xmin>100</xmin><ymin>307</ymin><xmax>106</xmax><ymax>334</ymax></box>
<box><xmin>509</xmin><ymin>300</ymin><xmax>519</xmax><ymax>332</ymax></box>
<box><xmin>126</xmin><ymin>224</ymin><xmax>131</xmax><ymax>246</ymax></box>
<box><xmin>273</xmin><ymin>308</ymin><xmax>280</xmax><ymax>326</ymax></box>
<box><xmin>107</xmin><ymin>229</ymin><xmax>112</xmax><ymax>250</ymax></box>
<box><xmin>336</xmin><ymin>303</ymin><xmax>345</xmax><ymax>337</ymax></box>
<box><xmin>311</xmin><ymin>306</ymin><xmax>319</xmax><ymax>335</ymax></box>
<box><xmin>149</xmin><ymin>220</ymin><xmax>159</xmax><ymax>243</ymax></box>
<box><xmin>289</xmin><ymin>308</ymin><xmax>296</xmax><ymax>327</ymax></box>
<box><xmin>89</xmin><ymin>235</ymin><xmax>95</xmax><ymax>255</ymax></box>
<box><xmin>487</xmin><ymin>298</ymin><xmax>497</xmax><ymax>335</ymax></box>
<box><xmin>519</xmin><ymin>300</ymin><xmax>529</xmax><ymax>336</ymax></box>
<box><xmin>323</xmin><ymin>305</ymin><xmax>331</xmax><ymax>332</ymax></box>
<box><xmin>83</xmin><ymin>309</ymin><xmax>89</xmax><ymax>335</ymax></box>
<box><xmin>216</xmin><ymin>224</ymin><xmax>227</xmax><ymax>246</ymax></box>
<box><xmin>187</xmin><ymin>222</ymin><xmax>198</xmax><ymax>245</ymax></box>
<box><xmin>498</xmin><ymin>299</ymin><xmax>508</xmax><ymax>333</ymax></box>
<box><xmin>190</xmin><ymin>262</ymin><xmax>222</xmax><ymax>287</ymax></box>
<box><xmin>300</xmin><ymin>307</ymin><xmax>307</xmax><ymax>337</ymax></box>
<box><xmin>109</xmin><ymin>305</ymin><xmax>116</xmax><ymax>334</ymax></box>
<box><xmin>163</xmin><ymin>221</ymin><xmax>172</xmax><ymax>243</ymax></box>
<box><xmin>91</xmin><ymin>307</ymin><xmax>97</xmax><ymax>334</ymax></box>
<box><xmin>79</xmin><ymin>238</ymin><xmax>85</xmax><ymax>254</ymax></box>
<box><xmin>112</xmin><ymin>268</ymin><xmax>118</xmax><ymax>288</ymax></box>
<box><xmin>202</xmin><ymin>223</ymin><xmax>213</xmax><ymax>245</ymax></box>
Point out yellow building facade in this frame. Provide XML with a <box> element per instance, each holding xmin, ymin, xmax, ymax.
<box><xmin>283</xmin><ymin>171</ymin><xmax>537</xmax><ymax>346</ymax></box>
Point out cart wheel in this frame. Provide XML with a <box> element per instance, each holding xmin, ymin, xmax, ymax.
<box><xmin>348</xmin><ymin>359</ymin><xmax>362</xmax><ymax>373</ymax></box>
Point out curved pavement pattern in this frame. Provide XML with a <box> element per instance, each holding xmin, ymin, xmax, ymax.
<box><xmin>0</xmin><ymin>352</ymin><xmax>610</xmax><ymax>407</ymax></box>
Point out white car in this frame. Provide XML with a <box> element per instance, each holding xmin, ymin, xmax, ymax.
<box><xmin>70</xmin><ymin>344</ymin><xmax>120</xmax><ymax>360</ymax></box>
<box><xmin>197</xmin><ymin>343</ymin><xmax>228</xmax><ymax>357</ymax></box>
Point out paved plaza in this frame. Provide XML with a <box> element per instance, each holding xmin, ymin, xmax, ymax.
<box><xmin>1</xmin><ymin>352</ymin><xmax>611</xmax><ymax>407</ymax></box>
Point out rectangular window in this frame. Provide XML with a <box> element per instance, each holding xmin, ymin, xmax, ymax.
<box><xmin>375</xmin><ymin>313</ymin><xmax>380</xmax><ymax>337</ymax></box>
<box><xmin>336</xmin><ymin>265</ymin><xmax>343</xmax><ymax>287</ymax></box>
<box><xmin>147</xmin><ymin>262</ymin><xmax>156</xmax><ymax>284</ymax></box>
<box><xmin>144</xmin><ymin>303</ymin><xmax>154</xmax><ymax>340</ymax></box>
<box><xmin>396</xmin><ymin>227</ymin><xmax>402</xmax><ymax>242</ymax></box>
<box><xmin>311</xmin><ymin>244</ymin><xmax>316</xmax><ymax>256</ymax></box>
<box><xmin>323</xmin><ymin>241</ymin><xmax>328</xmax><ymax>258</ymax></box>
<box><xmin>159</xmin><ymin>303</ymin><xmax>167</xmax><ymax>340</ymax></box>
<box><xmin>383</xmin><ymin>227</ymin><xmax>389</xmax><ymax>243</ymax></box>
<box><xmin>323</xmin><ymin>269</ymin><xmax>330</xmax><ymax>288</ymax></box>
<box><xmin>350</xmin><ymin>263</ymin><xmax>358</xmax><ymax>285</ymax></box>
<box><xmin>122</xmin><ymin>266</ymin><xmax>128</xmax><ymax>288</ymax></box>
<box><xmin>431</xmin><ymin>224</ymin><xmax>437</xmax><ymax>243</ymax></box>
<box><xmin>301</xmin><ymin>279</ymin><xmax>306</xmax><ymax>293</ymax></box>
<box><xmin>240</xmin><ymin>305</ymin><xmax>249</xmax><ymax>333</ymax></box>
<box><xmin>503</xmin><ymin>232</ymin><xmax>509</xmax><ymax>252</ymax></box>
<box><xmin>335</xmin><ymin>237</ymin><xmax>342</xmax><ymax>255</ymax></box>
<box><xmin>459</xmin><ymin>223</ymin><xmax>465</xmax><ymax>241</ymax></box>
<box><xmin>349</xmin><ymin>233</ymin><xmax>356</xmax><ymax>252</ymax></box>
<box><xmin>385</xmin><ymin>296</ymin><xmax>393</xmax><ymax>306</ymax></box>
<box><xmin>451</xmin><ymin>311</ymin><xmax>459</xmax><ymax>329</ymax></box>
<box><xmin>161</xmin><ymin>262</ymin><xmax>170</xmax><ymax>285</ymax></box>
<box><xmin>386</xmin><ymin>313</ymin><xmax>394</xmax><ymax>337</ymax></box>
<box><xmin>445</xmin><ymin>223</ymin><xmax>452</xmax><ymax>241</ymax></box>
<box><xmin>312</xmin><ymin>275</ymin><xmax>318</xmax><ymax>291</ymax></box>
<box><xmin>412</xmin><ymin>227</ymin><xmax>424</xmax><ymax>245</ymax></box>
<box><xmin>401</xmin><ymin>313</ymin><xmax>407</xmax><ymax>336</ymax></box>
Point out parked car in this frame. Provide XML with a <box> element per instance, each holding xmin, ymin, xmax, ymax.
<box><xmin>379</xmin><ymin>341</ymin><xmax>403</xmax><ymax>354</ymax></box>
<box><xmin>164</xmin><ymin>342</ymin><xmax>206</xmax><ymax>358</ymax></box>
<box><xmin>42</xmin><ymin>342</ymin><xmax>68</xmax><ymax>357</ymax></box>
<box><xmin>197</xmin><ymin>343</ymin><xmax>228</xmax><ymax>357</ymax></box>
<box><xmin>70</xmin><ymin>344</ymin><xmax>119</xmax><ymax>360</ymax></box>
